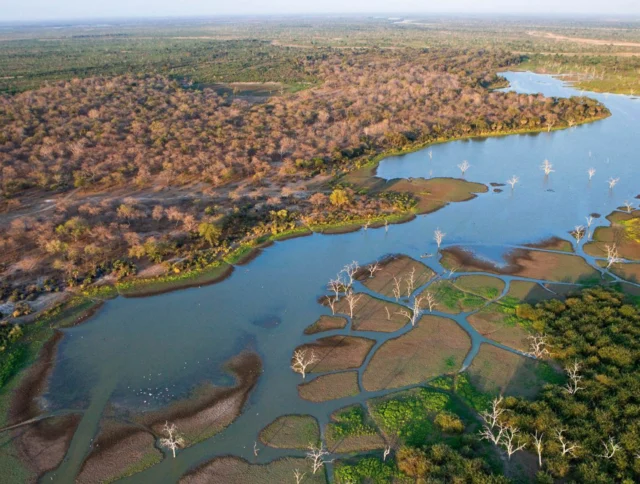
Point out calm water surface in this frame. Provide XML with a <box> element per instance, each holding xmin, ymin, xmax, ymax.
<box><xmin>41</xmin><ymin>72</ymin><xmax>640</xmax><ymax>482</ymax></box>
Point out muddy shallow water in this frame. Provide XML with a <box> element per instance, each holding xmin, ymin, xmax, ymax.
<box><xmin>31</xmin><ymin>72</ymin><xmax>640</xmax><ymax>482</ymax></box>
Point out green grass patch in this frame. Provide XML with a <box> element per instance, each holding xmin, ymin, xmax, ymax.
<box><xmin>334</xmin><ymin>457</ymin><xmax>399</xmax><ymax>484</ymax></box>
<box><xmin>454</xmin><ymin>373</ymin><xmax>493</xmax><ymax>412</ymax></box>
<box><xmin>327</xmin><ymin>405</ymin><xmax>377</xmax><ymax>441</ymax></box>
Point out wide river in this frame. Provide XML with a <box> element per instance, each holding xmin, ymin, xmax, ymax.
<box><xmin>42</xmin><ymin>72</ymin><xmax>639</xmax><ymax>482</ymax></box>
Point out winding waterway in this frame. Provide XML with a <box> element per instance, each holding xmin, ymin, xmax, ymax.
<box><xmin>40</xmin><ymin>72</ymin><xmax>639</xmax><ymax>482</ymax></box>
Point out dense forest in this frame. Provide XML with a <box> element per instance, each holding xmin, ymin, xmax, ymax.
<box><xmin>0</xmin><ymin>48</ymin><xmax>609</xmax><ymax>307</ymax></box>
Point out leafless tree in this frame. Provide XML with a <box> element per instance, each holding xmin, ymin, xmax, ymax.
<box><xmin>293</xmin><ymin>468</ymin><xmax>306</xmax><ymax>484</ymax></box>
<box><xmin>599</xmin><ymin>437</ymin><xmax>620</xmax><ymax>459</ymax></box>
<box><xmin>507</xmin><ymin>175</ymin><xmax>519</xmax><ymax>189</ymax></box>
<box><xmin>253</xmin><ymin>441</ymin><xmax>259</xmax><ymax>457</ymax></box>
<box><xmin>291</xmin><ymin>349</ymin><xmax>319</xmax><ymax>380</ymax></box>
<box><xmin>384</xmin><ymin>306</ymin><xmax>391</xmax><ymax>320</ymax></box>
<box><xmin>458</xmin><ymin>160</ymin><xmax>470</xmax><ymax>177</ymax></box>
<box><xmin>341</xmin><ymin>261</ymin><xmax>359</xmax><ymax>288</ymax></box>
<box><xmin>572</xmin><ymin>225</ymin><xmax>585</xmax><ymax>245</ymax></box>
<box><xmin>367</xmin><ymin>261</ymin><xmax>380</xmax><ymax>278</ymax></box>
<box><xmin>392</xmin><ymin>276</ymin><xmax>403</xmax><ymax>301</ymax></box>
<box><xmin>564</xmin><ymin>360</ymin><xmax>584</xmax><ymax>394</ymax></box>
<box><xmin>527</xmin><ymin>334</ymin><xmax>549</xmax><ymax>359</ymax></box>
<box><xmin>383</xmin><ymin>446</ymin><xmax>391</xmax><ymax>461</ymax></box>
<box><xmin>588</xmin><ymin>167</ymin><xmax>596</xmax><ymax>180</ymax></box>
<box><xmin>541</xmin><ymin>159</ymin><xmax>554</xmax><ymax>176</ymax></box>
<box><xmin>306</xmin><ymin>443</ymin><xmax>333</xmax><ymax>474</ymax></box>
<box><xmin>623</xmin><ymin>200</ymin><xmax>634</xmax><ymax>213</ymax></box>
<box><xmin>479</xmin><ymin>421</ymin><xmax>505</xmax><ymax>446</ymax></box>
<box><xmin>607</xmin><ymin>177</ymin><xmax>620</xmax><ymax>189</ymax></box>
<box><xmin>423</xmin><ymin>292</ymin><xmax>437</xmax><ymax>312</ymax></box>
<box><xmin>555</xmin><ymin>428</ymin><xmax>579</xmax><ymax>457</ymax></box>
<box><xmin>428</xmin><ymin>150</ymin><xmax>433</xmax><ymax>160</ymax></box>
<box><xmin>363</xmin><ymin>219</ymin><xmax>370</xmax><ymax>231</ymax></box>
<box><xmin>605</xmin><ymin>243</ymin><xmax>623</xmax><ymax>268</ymax></box>
<box><xmin>481</xmin><ymin>396</ymin><xmax>505</xmax><ymax>429</ymax></box>
<box><xmin>434</xmin><ymin>228</ymin><xmax>445</xmax><ymax>250</ymax></box>
<box><xmin>585</xmin><ymin>215</ymin><xmax>594</xmax><ymax>228</ymax></box>
<box><xmin>405</xmin><ymin>267</ymin><xmax>416</xmax><ymax>297</ymax></box>
<box><xmin>328</xmin><ymin>277</ymin><xmax>344</xmax><ymax>301</ymax></box>
<box><xmin>345</xmin><ymin>290</ymin><xmax>362</xmax><ymax>319</ymax></box>
<box><xmin>384</xmin><ymin>219</ymin><xmax>389</xmax><ymax>233</ymax></box>
<box><xmin>327</xmin><ymin>297</ymin><xmax>337</xmax><ymax>315</ymax></box>
<box><xmin>159</xmin><ymin>421</ymin><xmax>185</xmax><ymax>459</ymax></box>
<box><xmin>532</xmin><ymin>431</ymin><xmax>544</xmax><ymax>468</ymax></box>
<box><xmin>500</xmin><ymin>425</ymin><xmax>527</xmax><ymax>460</ymax></box>
<box><xmin>397</xmin><ymin>296</ymin><xmax>422</xmax><ymax>326</ymax></box>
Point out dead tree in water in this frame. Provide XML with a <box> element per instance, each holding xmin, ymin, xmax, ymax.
<box><xmin>458</xmin><ymin>160</ymin><xmax>470</xmax><ymax>177</ymax></box>
<box><xmin>434</xmin><ymin>228</ymin><xmax>445</xmax><ymax>250</ymax></box>
<box><xmin>588</xmin><ymin>167</ymin><xmax>596</xmax><ymax>180</ymax></box>
<box><xmin>585</xmin><ymin>215</ymin><xmax>594</xmax><ymax>228</ymax></box>
<box><xmin>572</xmin><ymin>225</ymin><xmax>585</xmax><ymax>245</ymax></box>
<box><xmin>607</xmin><ymin>177</ymin><xmax>619</xmax><ymax>190</ymax></box>
<box><xmin>541</xmin><ymin>159</ymin><xmax>554</xmax><ymax>176</ymax></box>
<box><xmin>623</xmin><ymin>200</ymin><xmax>634</xmax><ymax>213</ymax></box>
<box><xmin>341</xmin><ymin>261</ymin><xmax>359</xmax><ymax>288</ymax></box>
<box><xmin>328</xmin><ymin>277</ymin><xmax>343</xmax><ymax>301</ymax></box>
<box><xmin>507</xmin><ymin>175</ymin><xmax>519</xmax><ymax>190</ymax></box>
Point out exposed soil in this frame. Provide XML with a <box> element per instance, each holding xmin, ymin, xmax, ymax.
<box><xmin>610</xmin><ymin>263</ymin><xmax>640</xmax><ymax>283</ymax></box>
<box><xmin>298</xmin><ymin>371</ymin><xmax>360</xmax><ymax>402</ymax></box>
<box><xmin>362</xmin><ymin>315</ymin><xmax>472</xmax><ymax>391</ymax></box>
<box><xmin>11</xmin><ymin>413</ymin><xmax>82</xmax><ymax>481</ymax></box>
<box><xmin>76</xmin><ymin>420</ymin><xmax>161</xmax><ymax>484</ymax></box>
<box><xmin>136</xmin><ymin>350</ymin><xmax>262</xmax><ymax>444</ymax></box>
<box><xmin>333</xmin><ymin>293</ymin><xmax>408</xmax><ymax>332</ymax></box>
<box><xmin>358</xmin><ymin>254</ymin><xmax>435</xmax><ymax>298</ymax></box>
<box><xmin>506</xmin><ymin>280</ymin><xmax>580</xmax><ymax>303</ymax></box>
<box><xmin>180</xmin><ymin>456</ymin><xmax>325</xmax><ymax>484</ymax></box>
<box><xmin>258</xmin><ymin>414</ymin><xmax>319</xmax><ymax>449</ymax></box>
<box><xmin>295</xmin><ymin>335</ymin><xmax>376</xmax><ymax>373</ymax></box>
<box><xmin>524</xmin><ymin>236</ymin><xmax>574</xmax><ymax>253</ymax></box>
<box><xmin>441</xmin><ymin>246</ymin><xmax>599</xmax><ymax>283</ymax></box>
<box><xmin>304</xmin><ymin>315</ymin><xmax>348</xmax><ymax>335</ymax></box>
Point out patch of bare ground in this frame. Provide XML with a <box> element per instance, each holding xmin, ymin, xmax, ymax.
<box><xmin>332</xmin><ymin>293</ymin><xmax>408</xmax><ymax>332</ymax></box>
<box><xmin>298</xmin><ymin>371</ymin><xmax>360</xmax><ymax>402</ymax></box>
<box><xmin>506</xmin><ymin>280</ymin><xmax>580</xmax><ymax>303</ymax></box>
<box><xmin>295</xmin><ymin>336</ymin><xmax>376</xmax><ymax>373</ymax></box>
<box><xmin>258</xmin><ymin>415</ymin><xmax>319</xmax><ymax>449</ymax></box>
<box><xmin>441</xmin><ymin>246</ymin><xmax>599</xmax><ymax>283</ymax></box>
<box><xmin>584</xmin><ymin>210</ymin><xmax>640</xmax><ymax>261</ymax></box>
<box><xmin>527</xmin><ymin>30</ymin><xmax>640</xmax><ymax>48</ymax></box>
<box><xmin>362</xmin><ymin>315</ymin><xmax>471</xmax><ymax>391</ymax></box>
<box><xmin>136</xmin><ymin>350</ymin><xmax>262</xmax><ymax>444</ymax></box>
<box><xmin>325</xmin><ymin>404</ymin><xmax>385</xmax><ymax>453</ymax></box>
<box><xmin>524</xmin><ymin>236</ymin><xmax>574</xmax><ymax>253</ymax></box>
<box><xmin>468</xmin><ymin>304</ymin><xmax>530</xmax><ymax>353</ymax></box>
<box><xmin>9</xmin><ymin>331</ymin><xmax>63</xmax><ymax>425</ymax></box>
<box><xmin>358</xmin><ymin>254</ymin><xmax>435</xmax><ymax>298</ymax></box>
<box><xmin>76</xmin><ymin>420</ymin><xmax>161</xmax><ymax>483</ymax></box>
<box><xmin>466</xmin><ymin>343</ymin><xmax>557</xmax><ymax>399</ymax></box>
<box><xmin>304</xmin><ymin>315</ymin><xmax>348</xmax><ymax>335</ymax></box>
<box><xmin>180</xmin><ymin>456</ymin><xmax>325</xmax><ymax>484</ymax></box>
<box><xmin>11</xmin><ymin>413</ymin><xmax>82</xmax><ymax>481</ymax></box>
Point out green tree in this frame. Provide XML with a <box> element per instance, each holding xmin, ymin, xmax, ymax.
<box><xmin>198</xmin><ymin>222</ymin><xmax>222</xmax><ymax>248</ymax></box>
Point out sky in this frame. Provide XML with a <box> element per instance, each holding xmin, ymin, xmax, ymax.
<box><xmin>2</xmin><ymin>0</ymin><xmax>640</xmax><ymax>22</ymax></box>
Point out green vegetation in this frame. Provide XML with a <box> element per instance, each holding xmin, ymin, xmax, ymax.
<box><xmin>334</xmin><ymin>457</ymin><xmax>399</xmax><ymax>484</ymax></box>
<box><xmin>326</xmin><ymin>405</ymin><xmax>377</xmax><ymax>442</ymax></box>
<box><xmin>258</xmin><ymin>415</ymin><xmax>319</xmax><ymax>449</ymax></box>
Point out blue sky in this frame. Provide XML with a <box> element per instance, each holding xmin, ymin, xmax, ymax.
<box><xmin>2</xmin><ymin>0</ymin><xmax>640</xmax><ymax>22</ymax></box>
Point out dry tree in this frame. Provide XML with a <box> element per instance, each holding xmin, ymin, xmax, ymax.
<box><xmin>555</xmin><ymin>428</ymin><xmax>579</xmax><ymax>457</ymax></box>
<box><xmin>532</xmin><ymin>431</ymin><xmax>544</xmax><ymax>468</ymax></box>
<box><xmin>541</xmin><ymin>159</ymin><xmax>554</xmax><ymax>176</ymax></box>
<box><xmin>623</xmin><ymin>200</ymin><xmax>634</xmax><ymax>213</ymax></box>
<box><xmin>434</xmin><ymin>228</ymin><xmax>445</xmax><ymax>250</ymax></box>
<box><xmin>501</xmin><ymin>426</ymin><xmax>527</xmax><ymax>460</ymax></box>
<box><xmin>527</xmin><ymin>334</ymin><xmax>549</xmax><ymax>359</ymax></box>
<box><xmin>588</xmin><ymin>167</ymin><xmax>596</xmax><ymax>180</ymax></box>
<box><xmin>159</xmin><ymin>421</ymin><xmax>185</xmax><ymax>459</ymax></box>
<box><xmin>572</xmin><ymin>225</ymin><xmax>585</xmax><ymax>245</ymax></box>
<box><xmin>599</xmin><ymin>437</ymin><xmax>620</xmax><ymax>459</ymax></box>
<box><xmin>341</xmin><ymin>261</ymin><xmax>359</xmax><ymax>288</ymax></box>
<box><xmin>405</xmin><ymin>267</ymin><xmax>416</xmax><ymax>297</ymax></box>
<box><xmin>397</xmin><ymin>296</ymin><xmax>423</xmax><ymax>326</ymax></box>
<box><xmin>306</xmin><ymin>443</ymin><xmax>333</xmax><ymax>474</ymax></box>
<box><xmin>291</xmin><ymin>349</ymin><xmax>319</xmax><ymax>380</ymax></box>
<box><xmin>423</xmin><ymin>292</ymin><xmax>437</xmax><ymax>312</ymax></box>
<box><xmin>326</xmin><ymin>297</ymin><xmax>337</xmax><ymax>315</ymax></box>
<box><xmin>392</xmin><ymin>276</ymin><xmax>403</xmax><ymax>301</ymax></box>
<box><xmin>293</xmin><ymin>469</ymin><xmax>306</xmax><ymax>484</ymax></box>
<box><xmin>383</xmin><ymin>445</ymin><xmax>392</xmax><ymax>461</ymax></box>
<box><xmin>605</xmin><ymin>243</ymin><xmax>622</xmax><ymax>268</ymax></box>
<box><xmin>458</xmin><ymin>160</ymin><xmax>470</xmax><ymax>177</ymax></box>
<box><xmin>585</xmin><ymin>215</ymin><xmax>594</xmax><ymax>228</ymax></box>
<box><xmin>253</xmin><ymin>441</ymin><xmax>259</xmax><ymax>457</ymax></box>
<box><xmin>507</xmin><ymin>175</ymin><xmax>519</xmax><ymax>189</ymax></box>
<box><xmin>345</xmin><ymin>290</ymin><xmax>362</xmax><ymax>319</ymax></box>
<box><xmin>367</xmin><ymin>261</ymin><xmax>381</xmax><ymax>278</ymax></box>
<box><xmin>563</xmin><ymin>360</ymin><xmax>584</xmax><ymax>395</ymax></box>
<box><xmin>607</xmin><ymin>177</ymin><xmax>620</xmax><ymax>189</ymax></box>
<box><xmin>328</xmin><ymin>277</ymin><xmax>344</xmax><ymax>301</ymax></box>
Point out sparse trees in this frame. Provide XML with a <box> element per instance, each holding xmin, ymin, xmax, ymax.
<box><xmin>291</xmin><ymin>349</ymin><xmax>319</xmax><ymax>380</ymax></box>
<box><xmin>563</xmin><ymin>360</ymin><xmax>584</xmax><ymax>394</ymax></box>
<box><xmin>159</xmin><ymin>421</ymin><xmax>185</xmax><ymax>459</ymax></box>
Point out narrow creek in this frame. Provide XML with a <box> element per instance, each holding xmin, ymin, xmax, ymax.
<box><xmin>39</xmin><ymin>72</ymin><xmax>640</xmax><ymax>482</ymax></box>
